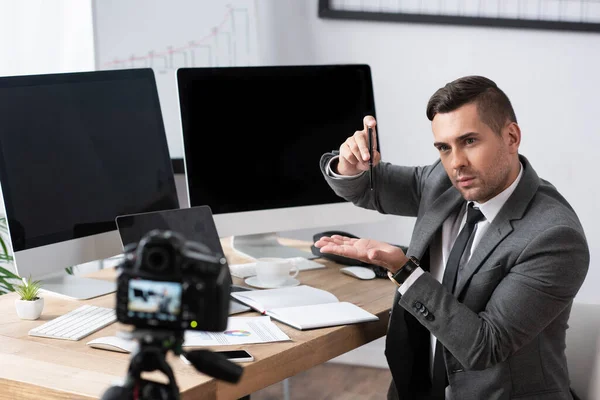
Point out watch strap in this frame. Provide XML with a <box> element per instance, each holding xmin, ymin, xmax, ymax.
<box><xmin>388</xmin><ymin>257</ymin><xmax>419</xmax><ymax>286</ymax></box>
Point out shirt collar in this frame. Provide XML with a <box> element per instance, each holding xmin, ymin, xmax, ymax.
<box><xmin>472</xmin><ymin>162</ymin><xmax>524</xmax><ymax>224</ymax></box>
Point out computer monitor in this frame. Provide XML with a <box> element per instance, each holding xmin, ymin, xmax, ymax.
<box><xmin>0</xmin><ymin>68</ymin><xmax>179</xmax><ymax>299</ymax></box>
<box><xmin>176</xmin><ymin>64</ymin><xmax>385</xmax><ymax>260</ymax></box>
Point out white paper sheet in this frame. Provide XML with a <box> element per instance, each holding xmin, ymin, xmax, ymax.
<box><xmin>183</xmin><ymin>316</ymin><xmax>290</xmax><ymax>346</ymax></box>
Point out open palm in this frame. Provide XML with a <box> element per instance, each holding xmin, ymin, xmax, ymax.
<box><xmin>314</xmin><ymin>234</ymin><xmax>407</xmax><ymax>272</ymax></box>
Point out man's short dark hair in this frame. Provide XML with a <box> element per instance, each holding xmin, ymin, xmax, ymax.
<box><xmin>426</xmin><ymin>76</ymin><xmax>517</xmax><ymax>135</ymax></box>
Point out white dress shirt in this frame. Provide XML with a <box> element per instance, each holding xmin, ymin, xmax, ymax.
<box><xmin>326</xmin><ymin>156</ymin><xmax>524</xmax><ymax>375</ymax></box>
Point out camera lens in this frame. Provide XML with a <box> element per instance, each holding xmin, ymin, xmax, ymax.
<box><xmin>144</xmin><ymin>246</ymin><xmax>171</xmax><ymax>272</ymax></box>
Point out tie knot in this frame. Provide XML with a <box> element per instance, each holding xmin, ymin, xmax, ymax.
<box><xmin>466</xmin><ymin>202</ymin><xmax>484</xmax><ymax>225</ymax></box>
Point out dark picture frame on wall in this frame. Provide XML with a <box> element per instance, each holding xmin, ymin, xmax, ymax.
<box><xmin>318</xmin><ymin>0</ymin><xmax>600</xmax><ymax>33</ymax></box>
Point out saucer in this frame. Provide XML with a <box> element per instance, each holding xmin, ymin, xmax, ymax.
<box><xmin>244</xmin><ymin>276</ymin><xmax>300</xmax><ymax>289</ymax></box>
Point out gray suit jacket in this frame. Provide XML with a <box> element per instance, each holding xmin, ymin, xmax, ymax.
<box><xmin>320</xmin><ymin>154</ymin><xmax>589</xmax><ymax>400</ymax></box>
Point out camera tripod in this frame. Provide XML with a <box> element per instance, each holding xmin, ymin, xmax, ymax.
<box><xmin>101</xmin><ymin>329</ymin><xmax>243</xmax><ymax>400</ymax></box>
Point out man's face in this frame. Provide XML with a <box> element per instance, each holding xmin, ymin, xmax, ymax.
<box><xmin>431</xmin><ymin>103</ymin><xmax>520</xmax><ymax>203</ymax></box>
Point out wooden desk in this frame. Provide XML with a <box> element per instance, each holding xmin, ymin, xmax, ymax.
<box><xmin>0</xmin><ymin>238</ymin><xmax>395</xmax><ymax>399</ymax></box>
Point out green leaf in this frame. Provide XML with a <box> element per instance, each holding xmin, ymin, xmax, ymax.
<box><xmin>0</xmin><ymin>284</ymin><xmax>11</xmax><ymax>295</ymax></box>
<box><xmin>0</xmin><ymin>279</ymin><xmax>15</xmax><ymax>292</ymax></box>
<box><xmin>0</xmin><ymin>234</ymin><xmax>13</xmax><ymax>261</ymax></box>
<box><xmin>14</xmin><ymin>275</ymin><xmax>42</xmax><ymax>301</ymax></box>
<box><xmin>0</xmin><ymin>265</ymin><xmax>20</xmax><ymax>280</ymax></box>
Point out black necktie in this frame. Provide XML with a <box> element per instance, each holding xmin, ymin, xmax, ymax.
<box><xmin>431</xmin><ymin>202</ymin><xmax>484</xmax><ymax>395</ymax></box>
<box><xmin>443</xmin><ymin>202</ymin><xmax>485</xmax><ymax>293</ymax></box>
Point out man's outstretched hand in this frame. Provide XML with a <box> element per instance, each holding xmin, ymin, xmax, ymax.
<box><xmin>314</xmin><ymin>234</ymin><xmax>409</xmax><ymax>274</ymax></box>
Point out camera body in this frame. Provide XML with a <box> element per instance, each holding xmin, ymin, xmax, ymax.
<box><xmin>115</xmin><ymin>229</ymin><xmax>231</xmax><ymax>332</ymax></box>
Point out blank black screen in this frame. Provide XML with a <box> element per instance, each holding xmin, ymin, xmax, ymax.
<box><xmin>0</xmin><ymin>69</ymin><xmax>179</xmax><ymax>251</ymax></box>
<box><xmin>116</xmin><ymin>206</ymin><xmax>225</xmax><ymax>259</ymax></box>
<box><xmin>177</xmin><ymin>64</ymin><xmax>377</xmax><ymax>213</ymax></box>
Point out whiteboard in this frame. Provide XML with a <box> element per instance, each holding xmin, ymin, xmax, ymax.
<box><xmin>320</xmin><ymin>0</ymin><xmax>600</xmax><ymax>32</ymax></box>
<box><xmin>92</xmin><ymin>0</ymin><xmax>260</xmax><ymax>159</ymax></box>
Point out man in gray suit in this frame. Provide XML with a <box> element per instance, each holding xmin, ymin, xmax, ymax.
<box><xmin>315</xmin><ymin>76</ymin><xmax>589</xmax><ymax>399</ymax></box>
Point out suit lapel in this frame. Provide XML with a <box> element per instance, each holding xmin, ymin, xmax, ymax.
<box><xmin>454</xmin><ymin>219</ymin><xmax>513</xmax><ymax>295</ymax></box>
<box><xmin>408</xmin><ymin>187</ymin><xmax>463</xmax><ymax>259</ymax></box>
<box><xmin>454</xmin><ymin>155</ymin><xmax>540</xmax><ymax>296</ymax></box>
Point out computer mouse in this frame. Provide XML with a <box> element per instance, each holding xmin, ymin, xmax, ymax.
<box><xmin>340</xmin><ymin>266</ymin><xmax>376</xmax><ymax>280</ymax></box>
<box><xmin>86</xmin><ymin>336</ymin><xmax>138</xmax><ymax>353</ymax></box>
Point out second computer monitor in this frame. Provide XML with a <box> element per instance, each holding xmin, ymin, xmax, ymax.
<box><xmin>0</xmin><ymin>68</ymin><xmax>179</xmax><ymax>298</ymax></box>
<box><xmin>176</xmin><ymin>64</ymin><xmax>386</xmax><ymax>259</ymax></box>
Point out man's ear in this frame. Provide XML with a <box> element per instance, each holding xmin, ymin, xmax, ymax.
<box><xmin>505</xmin><ymin>122</ymin><xmax>521</xmax><ymax>153</ymax></box>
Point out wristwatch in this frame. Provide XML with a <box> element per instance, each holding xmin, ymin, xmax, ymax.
<box><xmin>387</xmin><ymin>257</ymin><xmax>420</xmax><ymax>287</ymax></box>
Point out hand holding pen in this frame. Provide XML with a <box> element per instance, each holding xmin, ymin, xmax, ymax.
<box><xmin>334</xmin><ymin>115</ymin><xmax>380</xmax><ymax>185</ymax></box>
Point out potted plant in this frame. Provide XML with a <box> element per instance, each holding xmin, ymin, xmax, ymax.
<box><xmin>14</xmin><ymin>276</ymin><xmax>44</xmax><ymax>320</ymax></box>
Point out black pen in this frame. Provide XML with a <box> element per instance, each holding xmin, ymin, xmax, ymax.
<box><xmin>368</xmin><ymin>126</ymin><xmax>373</xmax><ymax>190</ymax></box>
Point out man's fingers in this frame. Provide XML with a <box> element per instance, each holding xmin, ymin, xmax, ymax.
<box><xmin>314</xmin><ymin>237</ymin><xmax>334</xmax><ymax>247</ymax></box>
<box><xmin>320</xmin><ymin>243</ymin><xmax>355</xmax><ymax>258</ymax></box>
<box><xmin>340</xmin><ymin>137</ymin><xmax>361</xmax><ymax>166</ymax></box>
<box><xmin>317</xmin><ymin>244</ymin><xmax>335</xmax><ymax>253</ymax></box>
<box><xmin>314</xmin><ymin>235</ymin><xmax>353</xmax><ymax>247</ymax></box>
<box><xmin>329</xmin><ymin>235</ymin><xmax>357</xmax><ymax>245</ymax></box>
<box><xmin>353</xmin><ymin>130</ymin><xmax>371</xmax><ymax>162</ymax></box>
<box><xmin>363</xmin><ymin>115</ymin><xmax>377</xmax><ymax>131</ymax></box>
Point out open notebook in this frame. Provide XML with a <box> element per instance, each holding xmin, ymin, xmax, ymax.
<box><xmin>231</xmin><ymin>285</ymin><xmax>378</xmax><ymax>330</ymax></box>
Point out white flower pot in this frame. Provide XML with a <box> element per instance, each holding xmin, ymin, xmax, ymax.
<box><xmin>15</xmin><ymin>297</ymin><xmax>44</xmax><ymax>320</ymax></box>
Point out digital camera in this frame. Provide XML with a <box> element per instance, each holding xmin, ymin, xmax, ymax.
<box><xmin>115</xmin><ymin>229</ymin><xmax>231</xmax><ymax>332</ymax></box>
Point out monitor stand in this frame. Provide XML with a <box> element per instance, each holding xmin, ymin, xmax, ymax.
<box><xmin>40</xmin><ymin>275</ymin><xmax>116</xmax><ymax>300</ymax></box>
<box><xmin>231</xmin><ymin>233</ymin><xmax>315</xmax><ymax>260</ymax></box>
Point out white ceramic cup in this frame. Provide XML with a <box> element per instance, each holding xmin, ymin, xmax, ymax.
<box><xmin>255</xmin><ymin>257</ymin><xmax>299</xmax><ymax>287</ymax></box>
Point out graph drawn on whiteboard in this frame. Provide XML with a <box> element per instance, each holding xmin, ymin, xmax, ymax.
<box><xmin>99</xmin><ymin>6</ymin><xmax>256</xmax><ymax>72</ymax></box>
<box><xmin>93</xmin><ymin>0</ymin><xmax>260</xmax><ymax>159</ymax></box>
<box><xmin>319</xmin><ymin>0</ymin><xmax>600</xmax><ymax>32</ymax></box>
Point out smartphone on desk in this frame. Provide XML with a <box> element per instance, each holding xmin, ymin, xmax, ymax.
<box><xmin>181</xmin><ymin>350</ymin><xmax>254</xmax><ymax>364</ymax></box>
<box><xmin>215</xmin><ymin>349</ymin><xmax>254</xmax><ymax>362</ymax></box>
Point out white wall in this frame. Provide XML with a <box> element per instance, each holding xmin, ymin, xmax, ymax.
<box><xmin>256</xmin><ymin>0</ymin><xmax>600</xmax><ymax>306</ymax></box>
<box><xmin>0</xmin><ymin>0</ymin><xmax>95</xmax><ymax>76</ymax></box>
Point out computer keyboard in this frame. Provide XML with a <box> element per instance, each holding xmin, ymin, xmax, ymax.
<box><xmin>229</xmin><ymin>257</ymin><xmax>325</xmax><ymax>279</ymax></box>
<box><xmin>28</xmin><ymin>304</ymin><xmax>116</xmax><ymax>341</ymax></box>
